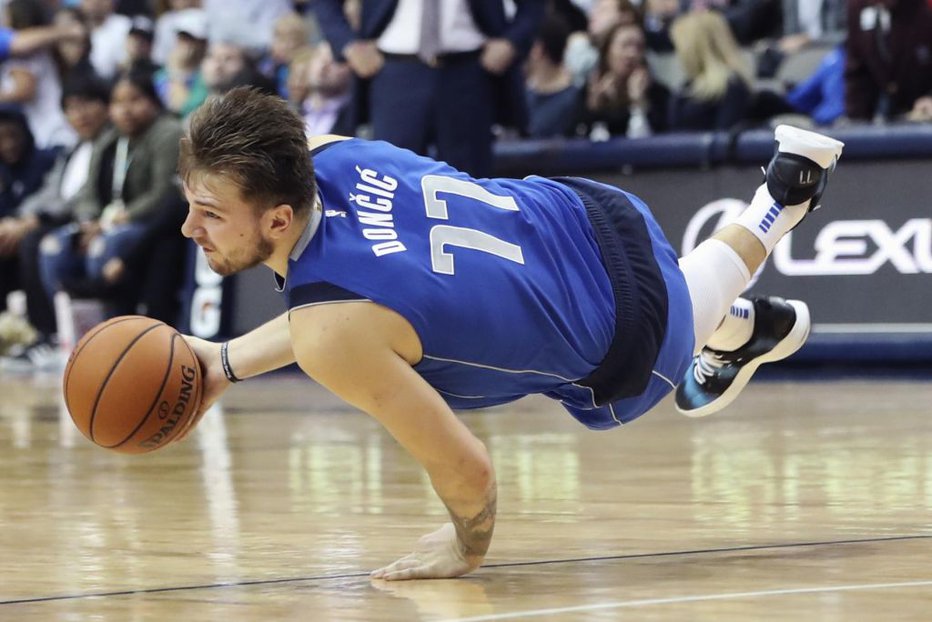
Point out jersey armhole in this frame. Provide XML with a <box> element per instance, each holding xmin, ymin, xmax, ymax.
<box><xmin>289</xmin><ymin>281</ymin><xmax>369</xmax><ymax>311</ymax></box>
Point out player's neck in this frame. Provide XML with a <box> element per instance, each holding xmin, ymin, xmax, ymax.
<box><xmin>265</xmin><ymin>205</ymin><xmax>319</xmax><ymax>278</ymax></box>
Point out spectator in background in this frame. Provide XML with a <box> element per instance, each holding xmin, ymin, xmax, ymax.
<box><xmin>39</xmin><ymin>70</ymin><xmax>185</xmax><ymax>323</ymax></box>
<box><xmin>0</xmin><ymin>107</ymin><xmax>57</xmax><ymax>317</ymax></box>
<box><xmin>0</xmin><ymin>7</ymin><xmax>86</xmax><ymax>63</ymax></box>
<box><xmin>259</xmin><ymin>11</ymin><xmax>312</xmax><ymax>99</ymax></box>
<box><xmin>778</xmin><ymin>0</ymin><xmax>847</xmax><ymax>52</ymax></box>
<box><xmin>524</xmin><ymin>13</ymin><xmax>582</xmax><ymax>138</ymax></box>
<box><xmin>313</xmin><ymin>0</ymin><xmax>545</xmax><ymax>178</ymax></box>
<box><xmin>52</xmin><ymin>6</ymin><xmax>99</xmax><ymax>83</ymax></box>
<box><xmin>151</xmin><ymin>0</ymin><xmax>203</xmax><ymax>65</ymax></box>
<box><xmin>114</xmin><ymin>0</ymin><xmax>153</xmax><ymax>17</ymax></box>
<box><xmin>201</xmin><ymin>0</ymin><xmax>293</xmax><ymax>52</ymax></box>
<box><xmin>153</xmin><ymin>8</ymin><xmax>208</xmax><ymax>117</ymax></box>
<box><xmin>0</xmin><ymin>76</ymin><xmax>111</xmax><ymax>360</ymax></box>
<box><xmin>581</xmin><ymin>22</ymin><xmax>669</xmax><ymax>138</ymax></box>
<box><xmin>668</xmin><ymin>10</ymin><xmax>753</xmax><ymax>131</ymax></box>
<box><xmin>718</xmin><ymin>0</ymin><xmax>783</xmax><ymax>47</ymax></box>
<box><xmin>1</xmin><ymin>0</ymin><xmax>76</xmax><ymax>148</ymax></box>
<box><xmin>201</xmin><ymin>39</ymin><xmax>274</xmax><ymax>99</ymax></box>
<box><xmin>123</xmin><ymin>15</ymin><xmax>159</xmax><ymax>75</ymax></box>
<box><xmin>754</xmin><ymin>0</ymin><xmax>847</xmax><ymax>79</ymax></box>
<box><xmin>547</xmin><ymin>0</ymin><xmax>589</xmax><ymax>32</ymax></box>
<box><xmin>845</xmin><ymin>0</ymin><xmax>932</xmax><ymax>123</ymax></box>
<box><xmin>82</xmin><ymin>0</ymin><xmax>131</xmax><ymax>80</ymax></box>
<box><xmin>287</xmin><ymin>41</ymin><xmax>353</xmax><ymax>136</ymax></box>
<box><xmin>642</xmin><ymin>0</ymin><xmax>679</xmax><ymax>52</ymax></box>
<box><xmin>565</xmin><ymin>0</ymin><xmax>642</xmax><ymax>85</ymax></box>
<box><xmin>786</xmin><ymin>45</ymin><xmax>846</xmax><ymax>126</ymax></box>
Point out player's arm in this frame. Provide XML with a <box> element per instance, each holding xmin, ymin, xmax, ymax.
<box><xmin>183</xmin><ymin>312</ymin><xmax>295</xmax><ymax>424</ymax></box>
<box><xmin>290</xmin><ymin>301</ymin><xmax>497</xmax><ymax>580</ymax></box>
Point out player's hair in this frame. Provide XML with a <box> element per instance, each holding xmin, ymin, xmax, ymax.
<box><xmin>179</xmin><ymin>87</ymin><xmax>315</xmax><ymax>216</ymax></box>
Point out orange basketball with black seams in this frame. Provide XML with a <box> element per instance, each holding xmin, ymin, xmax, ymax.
<box><xmin>63</xmin><ymin>315</ymin><xmax>203</xmax><ymax>453</ymax></box>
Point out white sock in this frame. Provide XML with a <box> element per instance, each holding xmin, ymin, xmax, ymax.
<box><xmin>678</xmin><ymin>239</ymin><xmax>752</xmax><ymax>355</ymax></box>
<box><xmin>705</xmin><ymin>297</ymin><xmax>755</xmax><ymax>352</ymax></box>
<box><xmin>733</xmin><ymin>183</ymin><xmax>811</xmax><ymax>254</ymax></box>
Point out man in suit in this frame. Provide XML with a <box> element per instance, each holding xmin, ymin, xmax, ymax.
<box><xmin>313</xmin><ymin>0</ymin><xmax>545</xmax><ymax>178</ymax></box>
<box><xmin>845</xmin><ymin>0</ymin><xmax>932</xmax><ymax>122</ymax></box>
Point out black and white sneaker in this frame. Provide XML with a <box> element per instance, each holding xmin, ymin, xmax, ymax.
<box><xmin>675</xmin><ymin>297</ymin><xmax>811</xmax><ymax>417</ymax></box>
<box><xmin>766</xmin><ymin>125</ymin><xmax>844</xmax><ymax>211</ymax></box>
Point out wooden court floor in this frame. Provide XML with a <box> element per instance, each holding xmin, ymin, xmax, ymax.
<box><xmin>1</xmin><ymin>371</ymin><xmax>931</xmax><ymax>621</ymax></box>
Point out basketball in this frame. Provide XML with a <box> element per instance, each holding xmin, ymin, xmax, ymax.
<box><xmin>63</xmin><ymin>315</ymin><xmax>203</xmax><ymax>454</ymax></box>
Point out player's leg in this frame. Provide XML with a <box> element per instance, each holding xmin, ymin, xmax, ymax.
<box><xmin>675</xmin><ymin>125</ymin><xmax>844</xmax><ymax>417</ymax></box>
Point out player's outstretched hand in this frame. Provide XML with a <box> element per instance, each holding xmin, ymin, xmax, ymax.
<box><xmin>370</xmin><ymin>523</ymin><xmax>479</xmax><ymax>581</ymax></box>
<box><xmin>177</xmin><ymin>335</ymin><xmax>230</xmax><ymax>440</ymax></box>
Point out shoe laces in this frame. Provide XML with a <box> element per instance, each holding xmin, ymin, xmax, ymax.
<box><xmin>693</xmin><ymin>349</ymin><xmax>725</xmax><ymax>385</ymax></box>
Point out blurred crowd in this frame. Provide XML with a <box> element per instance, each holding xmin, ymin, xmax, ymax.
<box><xmin>529</xmin><ymin>0</ymin><xmax>931</xmax><ymax>140</ymax></box>
<box><xmin>0</xmin><ymin>0</ymin><xmax>929</xmax><ymax>369</ymax></box>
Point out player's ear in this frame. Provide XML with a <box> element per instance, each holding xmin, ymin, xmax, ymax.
<box><xmin>265</xmin><ymin>204</ymin><xmax>295</xmax><ymax>238</ymax></box>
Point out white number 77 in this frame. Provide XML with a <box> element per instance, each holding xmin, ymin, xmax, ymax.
<box><xmin>421</xmin><ymin>175</ymin><xmax>525</xmax><ymax>275</ymax></box>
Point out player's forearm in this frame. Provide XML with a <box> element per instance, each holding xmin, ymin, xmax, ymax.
<box><xmin>226</xmin><ymin>312</ymin><xmax>295</xmax><ymax>380</ymax></box>
<box><xmin>433</xmin><ymin>464</ymin><xmax>498</xmax><ymax>565</ymax></box>
<box><xmin>446</xmin><ymin>481</ymin><xmax>497</xmax><ymax>565</ymax></box>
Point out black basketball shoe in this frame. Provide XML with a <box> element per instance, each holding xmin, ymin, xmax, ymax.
<box><xmin>765</xmin><ymin>124</ymin><xmax>844</xmax><ymax>212</ymax></box>
<box><xmin>675</xmin><ymin>297</ymin><xmax>811</xmax><ymax>417</ymax></box>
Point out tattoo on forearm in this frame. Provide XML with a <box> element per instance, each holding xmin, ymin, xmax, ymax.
<box><xmin>445</xmin><ymin>483</ymin><xmax>498</xmax><ymax>560</ymax></box>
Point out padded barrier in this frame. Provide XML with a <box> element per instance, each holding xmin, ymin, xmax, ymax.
<box><xmin>495</xmin><ymin>123</ymin><xmax>932</xmax><ymax>174</ymax></box>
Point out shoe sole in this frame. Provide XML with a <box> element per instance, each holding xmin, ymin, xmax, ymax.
<box><xmin>775</xmin><ymin>125</ymin><xmax>844</xmax><ymax>169</ymax></box>
<box><xmin>679</xmin><ymin>300</ymin><xmax>811</xmax><ymax>418</ymax></box>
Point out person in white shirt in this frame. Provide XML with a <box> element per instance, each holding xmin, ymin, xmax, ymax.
<box><xmin>1</xmin><ymin>0</ymin><xmax>77</xmax><ymax>148</ymax></box>
<box><xmin>201</xmin><ymin>0</ymin><xmax>294</xmax><ymax>52</ymax></box>
<box><xmin>151</xmin><ymin>0</ymin><xmax>204</xmax><ymax>66</ymax></box>
<box><xmin>81</xmin><ymin>0</ymin><xmax>131</xmax><ymax>79</ymax></box>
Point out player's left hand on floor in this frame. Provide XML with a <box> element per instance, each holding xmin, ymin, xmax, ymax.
<box><xmin>370</xmin><ymin>523</ymin><xmax>477</xmax><ymax>581</ymax></box>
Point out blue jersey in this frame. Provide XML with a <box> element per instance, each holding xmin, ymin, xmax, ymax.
<box><xmin>280</xmin><ymin>139</ymin><xmax>693</xmax><ymax>428</ymax></box>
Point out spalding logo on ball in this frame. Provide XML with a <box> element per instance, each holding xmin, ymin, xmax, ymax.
<box><xmin>63</xmin><ymin>315</ymin><xmax>204</xmax><ymax>453</ymax></box>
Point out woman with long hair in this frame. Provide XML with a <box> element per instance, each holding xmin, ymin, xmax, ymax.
<box><xmin>51</xmin><ymin>6</ymin><xmax>98</xmax><ymax>83</ymax></box>
<box><xmin>668</xmin><ymin>10</ymin><xmax>753</xmax><ymax>131</ymax></box>
<box><xmin>582</xmin><ymin>21</ymin><xmax>669</xmax><ymax>138</ymax></box>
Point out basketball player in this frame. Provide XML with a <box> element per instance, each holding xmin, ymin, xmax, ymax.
<box><xmin>178</xmin><ymin>87</ymin><xmax>843</xmax><ymax>580</ymax></box>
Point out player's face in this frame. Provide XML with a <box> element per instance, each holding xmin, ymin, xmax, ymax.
<box><xmin>181</xmin><ymin>174</ymin><xmax>274</xmax><ymax>276</ymax></box>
